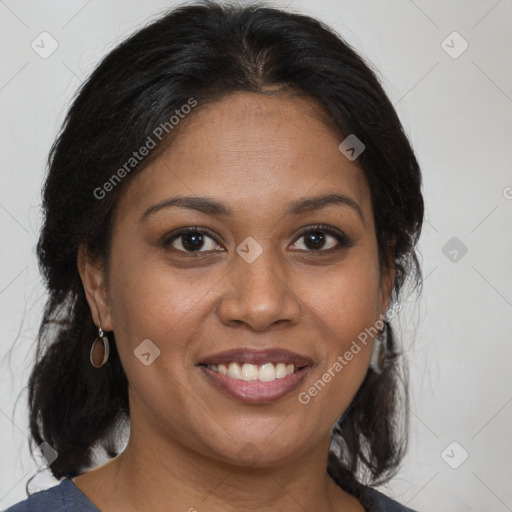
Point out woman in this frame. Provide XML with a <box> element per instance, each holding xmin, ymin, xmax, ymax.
<box><xmin>6</xmin><ymin>1</ymin><xmax>423</xmax><ymax>511</ymax></box>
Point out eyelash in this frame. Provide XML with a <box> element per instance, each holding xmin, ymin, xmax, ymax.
<box><xmin>161</xmin><ymin>224</ymin><xmax>352</xmax><ymax>254</ymax></box>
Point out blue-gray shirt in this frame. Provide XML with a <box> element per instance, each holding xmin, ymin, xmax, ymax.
<box><xmin>3</xmin><ymin>478</ymin><xmax>417</xmax><ymax>511</ymax></box>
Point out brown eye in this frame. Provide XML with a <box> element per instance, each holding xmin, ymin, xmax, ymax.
<box><xmin>290</xmin><ymin>225</ymin><xmax>352</xmax><ymax>252</ymax></box>
<box><xmin>163</xmin><ymin>228</ymin><xmax>223</xmax><ymax>253</ymax></box>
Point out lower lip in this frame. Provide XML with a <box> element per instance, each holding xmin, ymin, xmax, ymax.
<box><xmin>198</xmin><ymin>365</ymin><xmax>310</xmax><ymax>404</ymax></box>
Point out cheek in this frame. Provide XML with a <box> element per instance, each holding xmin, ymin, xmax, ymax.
<box><xmin>104</xmin><ymin>250</ymin><xmax>219</xmax><ymax>438</ymax></box>
<box><xmin>307</xmin><ymin>246</ymin><xmax>382</xmax><ymax>338</ymax></box>
<box><xmin>298</xmin><ymin>248</ymin><xmax>381</xmax><ymax>407</ymax></box>
<box><xmin>107</xmin><ymin>254</ymin><xmax>216</xmax><ymax>352</ymax></box>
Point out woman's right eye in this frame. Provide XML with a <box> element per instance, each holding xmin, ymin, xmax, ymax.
<box><xmin>163</xmin><ymin>228</ymin><xmax>224</xmax><ymax>253</ymax></box>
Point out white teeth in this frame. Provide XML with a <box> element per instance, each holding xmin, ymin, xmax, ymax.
<box><xmin>241</xmin><ymin>363</ymin><xmax>259</xmax><ymax>381</ymax></box>
<box><xmin>227</xmin><ymin>362</ymin><xmax>241</xmax><ymax>379</ymax></box>
<box><xmin>207</xmin><ymin>362</ymin><xmax>299</xmax><ymax>382</ymax></box>
<box><xmin>259</xmin><ymin>363</ymin><xmax>276</xmax><ymax>382</ymax></box>
<box><xmin>275</xmin><ymin>363</ymin><xmax>287</xmax><ymax>379</ymax></box>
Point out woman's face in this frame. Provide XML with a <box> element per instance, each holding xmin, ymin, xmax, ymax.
<box><xmin>83</xmin><ymin>91</ymin><xmax>394</xmax><ymax>467</ymax></box>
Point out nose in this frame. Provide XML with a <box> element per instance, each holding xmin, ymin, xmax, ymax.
<box><xmin>216</xmin><ymin>248</ymin><xmax>302</xmax><ymax>332</ymax></box>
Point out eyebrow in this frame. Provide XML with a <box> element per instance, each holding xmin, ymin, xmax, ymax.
<box><xmin>140</xmin><ymin>193</ymin><xmax>365</xmax><ymax>224</ymax></box>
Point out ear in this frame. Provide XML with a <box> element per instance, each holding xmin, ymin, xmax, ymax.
<box><xmin>77</xmin><ymin>243</ymin><xmax>113</xmax><ymax>331</ymax></box>
<box><xmin>379</xmin><ymin>262</ymin><xmax>396</xmax><ymax>314</ymax></box>
<box><xmin>378</xmin><ymin>240</ymin><xmax>397</xmax><ymax>315</ymax></box>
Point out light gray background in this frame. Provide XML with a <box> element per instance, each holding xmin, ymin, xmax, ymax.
<box><xmin>1</xmin><ymin>0</ymin><xmax>511</xmax><ymax>510</ymax></box>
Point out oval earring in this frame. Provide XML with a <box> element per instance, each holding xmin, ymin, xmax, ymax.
<box><xmin>370</xmin><ymin>321</ymin><xmax>398</xmax><ymax>374</ymax></box>
<box><xmin>370</xmin><ymin>321</ymin><xmax>388</xmax><ymax>374</ymax></box>
<box><xmin>90</xmin><ymin>321</ymin><xmax>110</xmax><ymax>368</ymax></box>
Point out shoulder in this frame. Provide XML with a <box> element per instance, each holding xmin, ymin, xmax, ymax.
<box><xmin>3</xmin><ymin>479</ymin><xmax>100</xmax><ymax>512</ymax></box>
<box><xmin>358</xmin><ymin>485</ymin><xmax>418</xmax><ymax>512</ymax></box>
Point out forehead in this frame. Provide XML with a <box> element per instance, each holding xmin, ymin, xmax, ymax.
<box><xmin>115</xmin><ymin>91</ymin><xmax>372</xmax><ymax>222</ymax></box>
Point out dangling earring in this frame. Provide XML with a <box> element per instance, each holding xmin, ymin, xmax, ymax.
<box><xmin>90</xmin><ymin>320</ymin><xmax>110</xmax><ymax>368</ymax></box>
<box><xmin>370</xmin><ymin>321</ymin><xmax>388</xmax><ymax>374</ymax></box>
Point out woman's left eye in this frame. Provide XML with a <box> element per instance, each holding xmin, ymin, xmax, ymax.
<box><xmin>290</xmin><ymin>226</ymin><xmax>351</xmax><ymax>252</ymax></box>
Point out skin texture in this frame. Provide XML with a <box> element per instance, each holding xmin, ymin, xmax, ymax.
<box><xmin>76</xmin><ymin>91</ymin><xmax>395</xmax><ymax>512</ymax></box>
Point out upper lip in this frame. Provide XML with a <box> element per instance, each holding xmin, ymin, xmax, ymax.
<box><xmin>198</xmin><ymin>348</ymin><xmax>314</xmax><ymax>367</ymax></box>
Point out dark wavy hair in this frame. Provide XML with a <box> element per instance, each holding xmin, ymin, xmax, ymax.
<box><xmin>25</xmin><ymin>0</ymin><xmax>423</xmax><ymax>497</ymax></box>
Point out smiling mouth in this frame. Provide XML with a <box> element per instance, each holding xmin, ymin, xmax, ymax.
<box><xmin>204</xmin><ymin>362</ymin><xmax>301</xmax><ymax>382</ymax></box>
<box><xmin>197</xmin><ymin>347</ymin><xmax>313</xmax><ymax>403</ymax></box>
